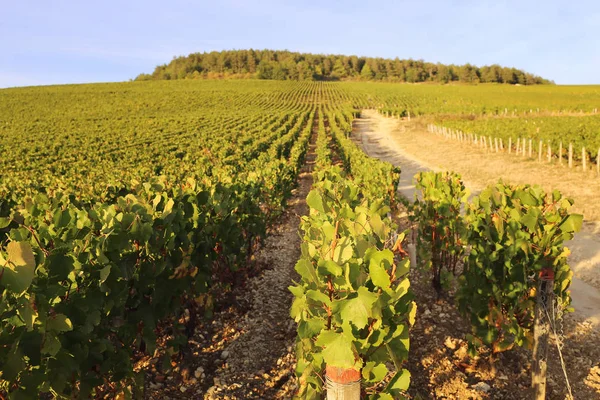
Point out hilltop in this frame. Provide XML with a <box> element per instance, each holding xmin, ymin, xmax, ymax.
<box><xmin>136</xmin><ymin>49</ymin><xmax>551</xmax><ymax>85</ymax></box>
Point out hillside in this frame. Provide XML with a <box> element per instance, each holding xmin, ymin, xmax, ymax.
<box><xmin>136</xmin><ymin>49</ymin><xmax>551</xmax><ymax>85</ymax></box>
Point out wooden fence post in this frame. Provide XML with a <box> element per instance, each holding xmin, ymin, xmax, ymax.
<box><xmin>509</xmin><ymin>137</ymin><xmax>512</xmax><ymax>154</ymax></box>
<box><xmin>559</xmin><ymin>142</ymin><xmax>563</xmax><ymax>165</ymax></box>
<box><xmin>326</xmin><ymin>366</ymin><xmax>361</xmax><ymax>400</ymax></box>
<box><xmin>532</xmin><ymin>268</ymin><xmax>554</xmax><ymax>400</ymax></box>
<box><xmin>568</xmin><ymin>143</ymin><xmax>573</xmax><ymax>168</ymax></box>
<box><xmin>547</xmin><ymin>143</ymin><xmax>551</xmax><ymax>163</ymax></box>
<box><xmin>538</xmin><ymin>140</ymin><xmax>543</xmax><ymax>162</ymax></box>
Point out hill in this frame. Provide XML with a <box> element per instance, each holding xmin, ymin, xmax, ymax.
<box><xmin>136</xmin><ymin>49</ymin><xmax>551</xmax><ymax>85</ymax></box>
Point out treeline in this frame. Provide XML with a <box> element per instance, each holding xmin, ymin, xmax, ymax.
<box><xmin>136</xmin><ymin>49</ymin><xmax>552</xmax><ymax>85</ymax></box>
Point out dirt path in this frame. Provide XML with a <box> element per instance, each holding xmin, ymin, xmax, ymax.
<box><xmin>352</xmin><ymin>109</ymin><xmax>600</xmax><ymax>328</ymax></box>
<box><xmin>202</xmin><ymin>135</ymin><xmax>316</xmax><ymax>399</ymax></box>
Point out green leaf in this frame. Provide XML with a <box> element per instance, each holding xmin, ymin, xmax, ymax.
<box><xmin>362</xmin><ymin>361</ymin><xmax>388</xmax><ymax>382</ymax></box>
<box><xmin>47</xmin><ymin>314</ymin><xmax>73</xmax><ymax>333</ymax></box>
<box><xmin>332</xmin><ymin>237</ymin><xmax>353</xmax><ymax>265</ymax></box>
<box><xmin>337</xmin><ymin>287</ymin><xmax>377</xmax><ymax>329</ymax></box>
<box><xmin>306</xmin><ymin>290</ymin><xmax>331</xmax><ymax>306</ymax></box>
<box><xmin>42</xmin><ymin>333</ymin><xmax>61</xmax><ymax>356</ymax></box>
<box><xmin>290</xmin><ymin>296</ymin><xmax>308</xmax><ymax>321</ymax></box>
<box><xmin>298</xmin><ymin>318</ymin><xmax>325</xmax><ymax>339</ymax></box>
<box><xmin>7</xmin><ymin>241</ymin><xmax>36</xmax><ymax>268</ymax></box>
<box><xmin>522</xmin><ymin>208</ymin><xmax>540</xmax><ymax>232</ymax></box>
<box><xmin>315</xmin><ymin>330</ymin><xmax>355</xmax><ymax>369</ymax></box>
<box><xmin>99</xmin><ymin>265</ymin><xmax>111</xmax><ymax>284</ymax></box>
<box><xmin>289</xmin><ymin>284</ymin><xmax>304</xmax><ymax>298</ymax></box>
<box><xmin>17</xmin><ymin>297</ymin><xmax>37</xmax><ymax>331</ymax></box>
<box><xmin>0</xmin><ymin>217</ymin><xmax>11</xmax><ymax>229</ymax></box>
<box><xmin>295</xmin><ymin>259</ymin><xmax>318</xmax><ymax>283</ymax></box>
<box><xmin>370</xmin><ymin>213</ymin><xmax>386</xmax><ymax>239</ymax></box>
<box><xmin>560</xmin><ymin>214</ymin><xmax>583</xmax><ymax>233</ymax></box>
<box><xmin>306</xmin><ymin>190</ymin><xmax>325</xmax><ymax>213</ymax></box>
<box><xmin>318</xmin><ymin>260</ymin><xmax>343</xmax><ymax>277</ymax></box>
<box><xmin>367</xmin><ymin>249</ymin><xmax>392</xmax><ymax>289</ymax></box>
<box><xmin>3</xmin><ymin>349</ymin><xmax>26</xmax><ymax>382</ymax></box>
<box><xmin>407</xmin><ymin>301</ymin><xmax>417</xmax><ymax>326</ymax></box>
<box><xmin>386</xmin><ymin>369</ymin><xmax>411</xmax><ymax>392</ymax></box>
<box><xmin>2</xmin><ymin>242</ymin><xmax>36</xmax><ymax>295</ymax></box>
<box><xmin>515</xmin><ymin>190</ymin><xmax>537</xmax><ymax>206</ymax></box>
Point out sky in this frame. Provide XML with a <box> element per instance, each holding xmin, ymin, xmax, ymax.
<box><xmin>1</xmin><ymin>0</ymin><xmax>599</xmax><ymax>88</ymax></box>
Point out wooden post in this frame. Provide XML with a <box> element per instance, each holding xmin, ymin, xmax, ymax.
<box><xmin>529</xmin><ymin>139</ymin><xmax>532</xmax><ymax>158</ymax></box>
<box><xmin>568</xmin><ymin>143</ymin><xmax>573</xmax><ymax>168</ymax></box>
<box><xmin>538</xmin><ymin>140</ymin><xmax>543</xmax><ymax>162</ymax></box>
<box><xmin>500</xmin><ymin>138</ymin><xmax>504</xmax><ymax>151</ymax></box>
<box><xmin>547</xmin><ymin>143</ymin><xmax>551</xmax><ymax>163</ymax></box>
<box><xmin>494</xmin><ymin>137</ymin><xmax>499</xmax><ymax>152</ymax></box>
<box><xmin>559</xmin><ymin>142</ymin><xmax>563</xmax><ymax>165</ymax></box>
<box><xmin>326</xmin><ymin>366</ymin><xmax>361</xmax><ymax>400</ymax></box>
<box><xmin>583</xmin><ymin>147</ymin><xmax>587</xmax><ymax>171</ymax></box>
<box><xmin>407</xmin><ymin>111</ymin><xmax>411</xmax><ymax>121</ymax></box>
<box><xmin>408</xmin><ymin>243</ymin><xmax>417</xmax><ymax>269</ymax></box>
<box><xmin>509</xmin><ymin>137</ymin><xmax>512</xmax><ymax>154</ymax></box>
<box><xmin>516</xmin><ymin>138</ymin><xmax>520</xmax><ymax>154</ymax></box>
<box><xmin>532</xmin><ymin>268</ymin><xmax>554</xmax><ymax>400</ymax></box>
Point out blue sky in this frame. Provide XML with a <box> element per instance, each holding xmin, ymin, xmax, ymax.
<box><xmin>1</xmin><ymin>0</ymin><xmax>599</xmax><ymax>87</ymax></box>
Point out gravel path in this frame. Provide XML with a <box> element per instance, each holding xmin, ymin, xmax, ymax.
<box><xmin>202</xmin><ymin>131</ymin><xmax>316</xmax><ymax>399</ymax></box>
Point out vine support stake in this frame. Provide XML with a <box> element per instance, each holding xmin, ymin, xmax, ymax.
<box><xmin>559</xmin><ymin>141</ymin><xmax>563</xmax><ymax>165</ymax></box>
<box><xmin>326</xmin><ymin>366</ymin><xmax>361</xmax><ymax>400</ymax></box>
<box><xmin>568</xmin><ymin>143</ymin><xmax>573</xmax><ymax>168</ymax></box>
<box><xmin>408</xmin><ymin>228</ymin><xmax>417</xmax><ymax>269</ymax></box>
<box><xmin>532</xmin><ymin>268</ymin><xmax>554</xmax><ymax>400</ymax></box>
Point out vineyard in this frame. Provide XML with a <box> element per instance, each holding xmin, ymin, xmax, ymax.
<box><xmin>1</xmin><ymin>80</ymin><xmax>599</xmax><ymax>399</ymax></box>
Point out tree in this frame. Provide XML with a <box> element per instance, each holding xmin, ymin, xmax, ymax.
<box><xmin>331</xmin><ymin>59</ymin><xmax>348</xmax><ymax>79</ymax></box>
<box><xmin>256</xmin><ymin>60</ymin><xmax>273</xmax><ymax>79</ymax></box>
<box><xmin>360</xmin><ymin>63</ymin><xmax>374</xmax><ymax>80</ymax></box>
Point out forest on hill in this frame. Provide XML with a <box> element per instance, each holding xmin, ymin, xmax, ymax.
<box><xmin>136</xmin><ymin>49</ymin><xmax>552</xmax><ymax>85</ymax></box>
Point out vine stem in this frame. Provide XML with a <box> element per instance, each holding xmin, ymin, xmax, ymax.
<box><xmin>22</xmin><ymin>224</ymin><xmax>49</xmax><ymax>256</ymax></box>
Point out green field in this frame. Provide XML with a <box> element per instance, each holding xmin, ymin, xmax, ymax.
<box><xmin>0</xmin><ymin>80</ymin><xmax>597</xmax><ymax>398</ymax></box>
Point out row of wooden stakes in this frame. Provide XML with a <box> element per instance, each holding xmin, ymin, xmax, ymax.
<box><xmin>427</xmin><ymin>124</ymin><xmax>600</xmax><ymax>175</ymax></box>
